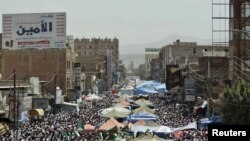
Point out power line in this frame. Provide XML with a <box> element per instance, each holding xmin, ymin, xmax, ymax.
<box><xmin>187</xmin><ymin>65</ymin><xmax>205</xmax><ymax>79</ymax></box>
<box><xmin>210</xmin><ymin>63</ymin><xmax>228</xmax><ymax>77</ymax></box>
<box><xmin>189</xmin><ymin>76</ymin><xmax>206</xmax><ymax>89</ymax></box>
<box><xmin>43</xmin><ymin>73</ymin><xmax>57</xmax><ymax>86</ymax></box>
<box><xmin>189</xmin><ymin>71</ymin><xmax>206</xmax><ymax>82</ymax></box>
<box><xmin>0</xmin><ymin>73</ymin><xmax>15</xmax><ymax>84</ymax></box>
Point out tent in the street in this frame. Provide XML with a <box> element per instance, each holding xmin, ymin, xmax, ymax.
<box><xmin>134</xmin><ymin>87</ymin><xmax>158</xmax><ymax>95</ymax></box>
<box><xmin>134</xmin><ymin>81</ymin><xmax>163</xmax><ymax>95</ymax></box>
<box><xmin>88</xmin><ymin>94</ymin><xmax>102</xmax><ymax>100</ymax></box>
<box><xmin>135</xmin><ymin>99</ymin><xmax>153</xmax><ymax>107</ymax></box>
<box><xmin>171</xmin><ymin>121</ymin><xmax>197</xmax><ymax>132</ymax></box>
<box><xmin>100</xmin><ymin>106</ymin><xmax>131</xmax><ymax>118</ymax></box>
<box><xmin>128</xmin><ymin>112</ymin><xmax>158</xmax><ymax>122</ymax></box>
<box><xmin>134</xmin><ymin>120</ymin><xmax>146</xmax><ymax>126</ymax></box>
<box><xmin>133</xmin><ymin>106</ymin><xmax>154</xmax><ymax>114</ymax></box>
<box><xmin>99</xmin><ymin>118</ymin><xmax>125</xmax><ymax>130</ymax></box>
<box><xmin>154</xmin><ymin>83</ymin><xmax>167</xmax><ymax>94</ymax></box>
<box><xmin>132</xmin><ymin>133</ymin><xmax>169</xmax><ymax>141</ymax></box>
<box><xmin>83</xmin><ymin>96</ymin><xmax>93</xmax><ymax>101</ymax></box>
<box><xmin>84</xmin><ymin>124</ymin><xmax>95</xmax><ymax>130</ymax></box>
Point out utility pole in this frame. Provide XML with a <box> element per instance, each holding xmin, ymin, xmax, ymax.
<box><xmin>207</xmin><ymin>57</ymin><xmax>211</xmax><ymax>117</ymax></box>
<box><xmin>13</xmin><ymin>69</ymin><xmax>16</xmax><ymax>140</ymax></box>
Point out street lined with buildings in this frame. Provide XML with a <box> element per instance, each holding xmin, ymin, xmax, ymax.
<box><xmin>0</xmin><ymin>0</ymin><xmax>250</xmax><ymax>140</ymax></box>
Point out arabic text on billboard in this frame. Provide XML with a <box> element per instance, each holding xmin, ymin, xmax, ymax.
<box><xmin>2</xmin><ymin>12</ymin><xmax>66</xmax><ymax>49</ymax></box>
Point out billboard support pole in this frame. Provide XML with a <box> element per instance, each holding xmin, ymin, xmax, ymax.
<box><xmin>54</xmin><ymin>73</ymin><xmax>57</xmax><ymax>114</ymax></box>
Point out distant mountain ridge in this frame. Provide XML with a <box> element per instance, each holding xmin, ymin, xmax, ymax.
<box><xmin>120</xmin><ymin>34</ymin><xmax>211</xmax><ymax>55</ymax></box>
<box><xmin>119</xmin><ymin>34</ymin><xmax>211</xmax><ymax>68</ymax></box>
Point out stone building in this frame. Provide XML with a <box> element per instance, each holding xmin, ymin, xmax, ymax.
<box><xmin>74</xmin><ymin>37</ymin><xmax>119</xmax><ymax>91</ymax></box>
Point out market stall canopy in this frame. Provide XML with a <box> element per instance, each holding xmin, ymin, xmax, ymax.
<box><xmin>28</xmin><ymin>109</ymin><xmax>44</xmax><ymax>116</ymax></box>
<box><xmin>83</xmin><ymin>96</ymin><xmax>93</xmax><ymax>101</ymax></box>
<box><xmin>133</xmin><ymin>106</ymin><xmax>155</xmax><ymax>114</ymax></box>
<box><xmin>100</xmin><ymin>106</ymin><xmax>131</xmax><ymax>118</ymax></box>
<box><xmin>135</xmin><ymin>99</ymin><xmax>153</xmax><ymax>107</ymax></box>
<box><xmin>135</xmin><ymin>81</ymin><xmax>165</xmax><ymax>95</ymax></box>
<box><xmin>154</xmin><ymin>83</ymin><xmax>167</xmax><ymax>94</ymax></box>
<box><xmin>132</xmin><ymin>134</ymin><xmax>169</xmax><ymax>141</ymax></box>
<box><xmin>88</xmin><ymin>94</ymin><xmax>102</xmax><ymax>100</ymax></box>
<box><xmin>144</xmin><ymin>121</ymin><xmax>161</xmax><ymax>127</ymax></box>
<box><xmin>119</xmin><ymin>101</ymin><xmax>131</xmax><ymax>106</ymax></box>
<box><xmin>99</xmin><ymin>118</ymin><xmax>125</xmax><ymax>130</ymax></box>
<box><xmin>134</xmin><ymin>120</ymin><xmax>146</xmax><ymax>126</ymax></box>
<box><xmin>0</xmin><ymin>123</ymin><xmax>9</xmax><ymax>136</ymax></box>
<box><xmin>84</xmin><ymin>124</ymin><xmax>95</xmax><ymax>130</ymax></box>
<box><xmin>128</xmin><ymin>112</ymin><xmax>158</xmax><ymax>122</ymax></box>
<box><xmin>134</xmin><ymin>87</ymin><xmax>158</xmax><ymax>95</ymax></box>
<box><xmin>171</xmin><ymin>121</ymin><xmax>197</xmax><ymax>132</ymax></box>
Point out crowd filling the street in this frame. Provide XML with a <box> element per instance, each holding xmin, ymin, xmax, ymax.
<box><xmin>0</xmin><ymin>79</ymin><xmax>210</xmax><ymax>141</ymax></box>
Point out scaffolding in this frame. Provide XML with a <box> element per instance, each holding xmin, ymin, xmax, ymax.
<box><xmin>212</xmin><ymin>0</ymin><xmax>250</xmax><ymax>81</ymax></box>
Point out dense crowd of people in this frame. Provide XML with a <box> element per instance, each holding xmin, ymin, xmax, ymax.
<box><xmin>1</xmin><ymin>89</ymin><xmax>208</xmax><ymax>141</ymax></box>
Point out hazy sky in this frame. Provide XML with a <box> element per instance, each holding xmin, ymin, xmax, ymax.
<box><xmin>0</xmin><ymin>0</ymin><xmax>212</xmax><ymax>45</ymax></box>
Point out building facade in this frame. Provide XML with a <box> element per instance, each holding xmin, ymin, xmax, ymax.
<box><xmin>159</xmin><ymin>40</ymin><xmax>228</xmax><ymax>82</ymax></box>
<box><xmin>145</xmin><ymin>48</ymin><xmax>160</xmax><ymax>79</ymax></box>
<box><xmin>74</xmin><ymin>37</ymin><xmax>119</xmax><ymax>92</ymax></box>
<box><xmin>1</xmin><ymin>48</ymin><xmax>75</xmax><ymax>96</ymax></box>
<box><xmin>0</xmin><ymin>33</ymin><xmax>2</xmax><ymax>74</ymax></box>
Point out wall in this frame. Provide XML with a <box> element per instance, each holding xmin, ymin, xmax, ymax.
<box><xmin>1</xmin><ymin>48</ymin><xmax>74</xmax><ymax>95</ymax></box>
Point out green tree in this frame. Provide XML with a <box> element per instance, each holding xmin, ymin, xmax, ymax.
<box><xmin>222</xmin><ymin>79</ymin><xmax>250</xmax><ymax>124</ymax></box>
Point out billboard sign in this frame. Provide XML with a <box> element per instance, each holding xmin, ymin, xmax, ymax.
<box><xmin>56</xmin><ymin>89</ymin><xmax>62</xmax><ymax>104</ymax></box>
<box><xmin>32</xmin><ymin>98</ymin><xmax>48</xmax><ymax>109</ymax></box>
<box><xmin>185</xmin><ymin>95</ymin><xmax>195</xmax><ymax>102</ymax></box>
<box><xmin>2</xmin><ymin>12</ymin><xmax>66</xmax><ymax>49</ymax></box>
<box><xmin>184</xmin><ymin>79</ymin><xmax>195</xmax><ymax>94</ymax></box>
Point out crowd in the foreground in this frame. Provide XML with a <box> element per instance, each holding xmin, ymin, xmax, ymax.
<box><xmin>1</xmin><ymin>92</ymin><xmax>208</xmax><ymax>141</ymax></box>
<box><xmin>150</xmin><ymin>95</ymin><xmax>208</xmax><ymax>140</ymax></box>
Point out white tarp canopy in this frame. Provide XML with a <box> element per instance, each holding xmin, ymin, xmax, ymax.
<box><xmin>87</xmin><ymin>94</ymin><xmax>102</xmax><ymax>100</ymax></box>
<box><xmin>171</xmin><ymin>121</ymin><xmax>197</xmax><ymax>132</ymax></box>
<box><xmin>131</xmin><ymin>125</ymin><xmax>171</xmax><ymax>133</ymax></box>
<box><xmin>131</xmin><ymin>121</ymin><xmax>197</xmax><ymax>133</ymax></box>
<box><xmin>100</xmin><ymin>106</ymin><xmax>131</xmax><ymax>118</ymax></box>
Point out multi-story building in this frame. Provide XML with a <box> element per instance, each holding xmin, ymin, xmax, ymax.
<box><xmin>145</xmin><ymin>48</ymin><xmax>160</xmax><ymax>79</ymax></box>
<box><xmin>0</xmin><ymin>33</ymin><xmax>2</xmax><ymax>49</ymax></box>
<box><xmin>138</xmin><ymin>64</ymin><xmax>146</xmax><ymax>80</ymax></box>
<box><xmin>150</xmin><ymin>58</ymin><xmax>160</xmax><ymax>81</ymax></box>
<box><xmin>159</xmin><ymin>39</ymin><xmax>228</xmax><ymax>82</ymax></box>
<box><xmin>0</xmin><ymin>33</ymin><xmax>2</xmax><ymax>74</ymax></box>
<box><xmin>67</xmin><ymin>35</ymin><xmax>74</xmax><ymax>53</ymax></box>
<box><xmin>1</xmin><ymin>48</ymin><xmax>75</xmax><ymax>97</ymax></box>
<box><xmin>117</xmin><ymin>60</ymin><xmax>126</xmax><ymax>83</ymax></box>
<box><xmin>74</xmin><ymin>37</ymin><xmax>119</xmax><ymax>91</ymax></box>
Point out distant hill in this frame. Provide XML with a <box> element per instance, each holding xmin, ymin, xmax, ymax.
<box><xmin>120</xmin><ymin>54</ymin><xmax>145</xmax><ymax>69</ymax></box>
<box><xmin>119</xmin><ymin>34</ymin><xmax>211</xmax><ymax>69</ymax></box>
<box><xmin>120</xmin><ymin>34</ymin><xmax>211</xmax><ymax>55</ymax></box>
